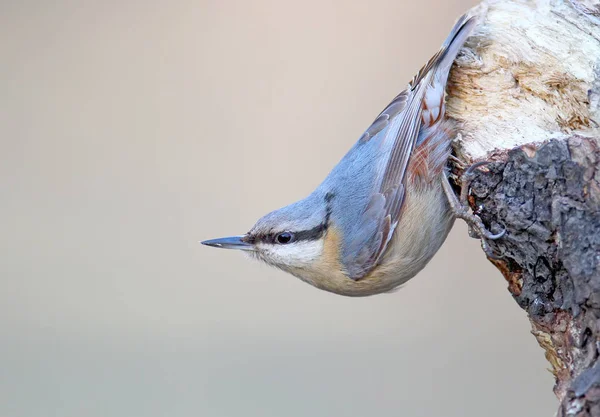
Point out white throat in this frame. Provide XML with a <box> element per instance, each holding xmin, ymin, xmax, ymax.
<box><xmin>256</xmin><ymin>240</ymin><xmax>324</xmax><ymax>269</ymax></box>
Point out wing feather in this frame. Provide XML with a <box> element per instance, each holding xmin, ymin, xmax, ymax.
<box><xmin>344</xmin><ymin>86</ymin><xmax>425</xmax><ymax>279</ymax></box>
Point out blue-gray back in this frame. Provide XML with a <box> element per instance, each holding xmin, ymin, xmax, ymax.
<box><xmin>312</xmin><ymin>14</ymin><xmax>476</xmax><ymax>279</ymax></box>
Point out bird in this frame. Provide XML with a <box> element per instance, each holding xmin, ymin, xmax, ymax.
<box><xmin>201</xmin><ymin>13</ymin><xmax>504</xmax><ymax>297</ymax></box>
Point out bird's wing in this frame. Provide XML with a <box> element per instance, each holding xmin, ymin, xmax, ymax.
<box><xmin>342</xmin><ymin>14</ymin><xmax>475</xmax><ymax>280</ymax></box>
<box><xmin>342</xmin><ymin>84</ymin><xmax>425</xmax><ymax>280</ymax></box>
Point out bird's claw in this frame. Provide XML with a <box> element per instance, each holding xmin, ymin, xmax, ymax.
<box><xmin>456</xmin><ymin>160</ymin><xmax>505</xmax><ymax>241</ymax></box>
<box><xmin>442</xmin><ymin>160</ymin><xmax>506</xmax><ymax>257</ymax></box>
<box><xmin>447</xmin><ymin>155</ymin><xmax>466</xmax><ymax>182</ymax></box>
<box><xmin>459</xmin><ymin>160</ymin><xmax>490</xmax><ymax>207</ymax></box>
<box><xmin>448</xmin><ymin>154</ymin><xmax>467</xmax><ymax>170</ymax></box>
<box><xmin>454</xmin><ymin>208</ymin><xmax>506</xmax><ymax>241</ymax></box>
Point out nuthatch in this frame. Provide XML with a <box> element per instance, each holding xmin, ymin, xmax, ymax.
<box><xmin>202</xmin><ymin>14</ymin><xmax>504</xmax><ymax>297</ymax></box>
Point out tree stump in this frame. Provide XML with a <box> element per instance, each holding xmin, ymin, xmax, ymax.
<box><xmin>448</xmin><ymin>0</ymin><xmax>600</xmax><ymax>415</ymax></box>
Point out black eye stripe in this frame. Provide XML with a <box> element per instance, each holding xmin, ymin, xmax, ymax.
<box><xmin>294</xmin><ymin>223</ymin><xmax>327</xmax><ymax>241</ymax></box>
<box><xmin>249</xmin><ymin>191</ymin><xmax>334</xmax><ymax>245</ymax></box>
<box><xmin>251</xmin><ymin>222</ymin><xmax>327</xmax><ymax>245</ymax></box>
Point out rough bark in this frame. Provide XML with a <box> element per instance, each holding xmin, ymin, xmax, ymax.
<box><xmin>448</xmin><ymin>0</ymin><xmax>600</xmax><ymax>415</ymax></box>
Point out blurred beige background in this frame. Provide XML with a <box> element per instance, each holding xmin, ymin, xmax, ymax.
<box><xmin>1</xmin><ymin>1</ymin><xmax>556</xmax><ymax>416</ymax></box>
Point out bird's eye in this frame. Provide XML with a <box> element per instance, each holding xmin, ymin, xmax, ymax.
<box><xmin>276</xmin><ymin>232</ymin><xmax>294</xmax><ymax>244</ymax></box>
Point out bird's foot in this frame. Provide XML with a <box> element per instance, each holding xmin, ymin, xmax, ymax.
<box><xmin>442</xmin><ymin>162</ymin><xmax>505</xmax><ymax>257</ymax></box>
<box><xmin>448</xmin><ymin>154</ymin><xmax>467</xmax><ymax>170</ymax></box>
<box><xmin>447</xmin><ymin>155</ymin><xmax>466</xmax><ymax>182</ymax></box>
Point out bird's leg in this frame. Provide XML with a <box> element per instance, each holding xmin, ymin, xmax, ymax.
<box><xmin>441</xmin><ymin>161</ymin><xmax>505</xmax><ymax>244</ymax></box>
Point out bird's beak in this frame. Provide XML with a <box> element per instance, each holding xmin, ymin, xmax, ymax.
<box><xmin>200</xmin><ymin>235</ymin><xmax>254</xmax><ymax>251</ymax></box>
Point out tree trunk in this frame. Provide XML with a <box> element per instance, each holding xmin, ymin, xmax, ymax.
<box><xmin>448</xmin><ymin>0</ymin><xmax>600</xmax><ymax>415</ymax></box>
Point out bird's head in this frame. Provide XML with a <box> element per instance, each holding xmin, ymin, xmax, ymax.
<box><xmin>202</xmin><ymin>192</ymin><xmax>336</xmax><ymax>275</ymax></box>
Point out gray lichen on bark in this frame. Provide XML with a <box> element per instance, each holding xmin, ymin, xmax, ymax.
<box><xmin>447</xmin><ymin>0</ymin><xmax>600</xmax><ymax>415</ymax></box>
